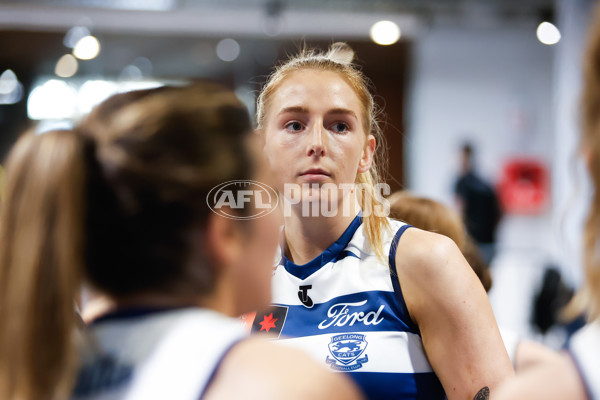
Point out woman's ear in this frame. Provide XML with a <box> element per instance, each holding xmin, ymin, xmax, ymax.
<box><xmin>204</xmin><ymin>213</ymin><xmax>244</xmax><ymax>269</ymax></box>
<box><xmin>358</xmin><ymin>135</ymin><xmax>376</xmax><ymax>173</ymax></box>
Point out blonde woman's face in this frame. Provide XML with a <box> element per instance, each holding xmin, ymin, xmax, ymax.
<box><xmin>263</xmin><ymin>69</ymin><xmax>375</xmax><ymax>206</ymax></box>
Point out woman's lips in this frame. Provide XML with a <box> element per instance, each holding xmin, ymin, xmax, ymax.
<box><xmin>300</xmin><ymin>168</ymin><xmax>330</xmax><ymax>177</ymax></box>
<box><xmin>299</xmin><ymin>170</ymin><xmax>330</xmax><ymax>182</ymax></box>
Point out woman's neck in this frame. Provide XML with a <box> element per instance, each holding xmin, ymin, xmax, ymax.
<box><xmin>113</xmin><ymin>280</ymin><xmax>237</xmax><ymax>318</ymax></box>
<box><xmin>284</xmin><ymin>196</ymin><xmax>361</xmax><ymax>265</ymax></box>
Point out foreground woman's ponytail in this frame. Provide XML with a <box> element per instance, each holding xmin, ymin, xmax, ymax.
<box><xmin>0</xmin><ymin>82</ymin><xmax>255</xmax><ymax>399</ymax></box>
<box><xmin>0</xmin><ymin>130</ymin><xmax>88</xmax><ymax>400</ymax></box>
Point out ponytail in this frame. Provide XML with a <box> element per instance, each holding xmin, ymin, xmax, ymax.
<box><xmin>0</xmin><ymin>83</ymin><xmax>256</xmax><ymax>399</ymax></box>
<box><xmin>356</xmin><ymin>172</ymin><xmax>390</xmax><ymax>262</ymax></box>
<box><xmin>0</xmin><ymin>130</ymin><xmax>88</xmax><ymax>400</ymax></box>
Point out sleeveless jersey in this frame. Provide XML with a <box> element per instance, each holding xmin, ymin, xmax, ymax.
<box><xmin>567</xmin><ymin>321</ymin><xmax>600</xmax><ymax>400</ymax></box>
<box><xmin>255</xmin><ymin>215</ymin><xmax>445</xmax><ymax>400</ymax></box>
<box><xmin>72</xmin><ymin>308</ymin><xmax>246</xmax><ymax>400</ymax></box>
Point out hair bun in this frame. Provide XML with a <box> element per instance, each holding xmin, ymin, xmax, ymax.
<box><xmin>327</xmin><ymin>42</ymin><xmax>355</xmax><ymax>65</ymax></box>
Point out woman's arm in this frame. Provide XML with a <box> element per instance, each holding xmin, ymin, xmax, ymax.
<box><xmin>395</xmin><ymin>228</ymin><xmax>514</xmax><ymax>400</ymax></box>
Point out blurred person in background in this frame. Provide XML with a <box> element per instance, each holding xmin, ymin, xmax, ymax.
<box><xmin>454</xmin><ymin>143</ymin><xmax>503</xmax><ymax>265</ymax></box>
<box><xmin>387</xmin><ymin>191</ymin><xmax>560</xmax><ymax>372</ymax></box>
<box><xmin>0</xmin><ymin>83</ymin><xmax>363</xmax><ymax>400</ymax></box>
<box><xmin>387</xmin><ymin>191</ymin><xmax>488</xmax><ymax>289</ymax></box>
<box><xmin>254</xmin><ymin>42</ymin><xmax>513</xmax><ymax>400</ymax></box>
<box><xmin>494</xmin><ymin>4</ymin><xmax>600</xmax><ymax>399</ymax></box>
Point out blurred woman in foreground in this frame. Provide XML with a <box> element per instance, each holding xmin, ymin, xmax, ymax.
<box><xmin>0</xmin><ymin>83</ymin><xmax>362</xmax><ymax>400</ymax></box>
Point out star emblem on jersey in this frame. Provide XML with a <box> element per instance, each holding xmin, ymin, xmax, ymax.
<box><xmin>326</xmin><ymin>334</ymin><xmax>369</xmax><ymax>371</ymax></box>
<box><xmin>259</xmin><ymin>313</ymin><xmax>278</xmax><ymax>332</ymax></box>
<box><xmin>250</xmin><ymin>305</ymin><xmax>288</xmax><ymax>338</ymax></box>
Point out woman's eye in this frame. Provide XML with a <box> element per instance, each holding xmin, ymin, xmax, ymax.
<box><xmin>285</xmin><ymin>121</ymin><xmax>303</xmax><ymax>132</ymax></box>
<box><xmin>331</xmin><ymin>122</ymin><xmax>349</xmax><ymax>133</ymax></box>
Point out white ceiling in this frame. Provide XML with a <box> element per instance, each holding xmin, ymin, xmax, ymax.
<box><xmin>0</xmin><ymin>0</ymin><xmax>555</xmax><ymax>39</ymax></box>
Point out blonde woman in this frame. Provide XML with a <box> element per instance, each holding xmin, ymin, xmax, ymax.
<box><xmin>253</xmin><ymin>43</ymin><xmax>513</xmax><ymax>400</ymax></box>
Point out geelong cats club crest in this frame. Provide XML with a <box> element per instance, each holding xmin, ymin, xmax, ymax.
<box><xmin>326</xmin><ymin>334</ymin><xmax>369</xmax><ymax>371</ymax></box>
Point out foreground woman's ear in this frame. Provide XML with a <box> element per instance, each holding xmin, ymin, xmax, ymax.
<box><xmin>204</xmin><ymin>213</ymin><xmax>245</xmax><ymax>268</ymax></box>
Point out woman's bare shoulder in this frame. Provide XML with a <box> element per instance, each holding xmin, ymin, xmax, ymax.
<box><xmin>394</xmin><ymin>226</ymin><xmax>468</xmax><ymax>287</ymax></box>
<box><xmin>203</xmin><ymin>337</ymin><xmax>364</xmax><ymax>400</ymax></box>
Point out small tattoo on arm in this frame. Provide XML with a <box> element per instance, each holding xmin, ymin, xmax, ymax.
<box><xmin>474</xmin><ymin>386</ymin><xmax>490</xmax><ymax>400</ymax></box>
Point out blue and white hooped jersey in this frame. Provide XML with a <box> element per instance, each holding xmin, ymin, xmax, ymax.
<box><xmin>72</xmin><ymin>308</ymin><xmax>246</xmax><ymax>400</ymax></box>
<box><xmin>567</xmin><ymin>321</ymin><xmax>600</xmax><ymax>400</ymax></box>
<box><xmin>253</xmin><ymin>215</ymin><xmax>445</xmax><ymax>400</ymax></box>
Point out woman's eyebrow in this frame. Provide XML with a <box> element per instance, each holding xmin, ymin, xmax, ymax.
<box><xmin>327</xmin><ymin>108</ymin><xmax>358</xmax><ymax>120</ymax></box>
<box><xmin>276</xmin><ymin>107</ymin><xmax>357</xmax><ymax>120</ymax></box>
<box><xmin>277</xmin><ymin>106</ymin><xmax>310</xmax><ymax>116</ymax></box>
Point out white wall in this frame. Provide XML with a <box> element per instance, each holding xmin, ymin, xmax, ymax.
<box><xmin>405</xmin><ymin>20</ymin><xmax>562</xmax><ymax>338</ymax></box>
<box><xmin>406</xmin><ymin>23</ymin><xmax>555</xmax><ymax>253</ymax></box>
<box><xmin>406</xmin><ymin>2</ymin><xmax>600</xmax><ymax>339</ymax></box>
<box><xmin>552</xmin><ymin>0</ymin><xmax>595</xmax><ymax>289</ymax></box>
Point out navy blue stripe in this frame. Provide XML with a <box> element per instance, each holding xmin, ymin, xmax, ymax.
<box><xmin>283</xmin><ymin>214</ymin><xmax>362</xmax><ymax>279</ymax></box>
<box><xmin>388</xmin><ymin>225</ymin><xmax>420</xmax><ymax>334</ymax></box>
<box><xmin>72</xmin><ymin>355</ymin><xmax>133</xmax><ymax>396</ymax></box>
<box><xmin>198</xmin><ymin>338</ymin><xmax>246</xmax><ymax>400</ymax></box>
<box><xmin>276</xmin><ymin>290</ymin><xmax>418</xmax><ymax>337</ymax></box>
<box><xmin>335</xmin><ymin>250</ymin><xmax>361</xmax><ymax>262</ymax></box>
<box><xmin>348</xmin><ymin>371</ymin><xmax>445</xmax><ymax>400</ymax></box>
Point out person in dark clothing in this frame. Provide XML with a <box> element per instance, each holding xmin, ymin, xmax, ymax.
<box><xmin>454</xmin><ymin>143</ymin><xmax>502</xmax><ymax>265</ymax></box>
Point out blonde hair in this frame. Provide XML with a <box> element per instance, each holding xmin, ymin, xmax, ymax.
<box><xmin>575</xmin><ymin>4</ymin><xmax>600</xmax><ymax>321</ymax></box>
<box><xmin>0</xmin><ymin>82</ymin><xmax>256</xmax><ymax>399</ymax></box>
<box><xmin>0</xmin><ymin>130</ymin><xmax>85</xmax><ymax>400</ymax></box>
<box><xmin>388</xmin><ymin>191</ymin><xmax>492</xmax><ymax>292</ymax></box>
<box><xmin>256</xmin><ymin>43</ymin><xmax>390</xmax><ymax>259</ymax></box>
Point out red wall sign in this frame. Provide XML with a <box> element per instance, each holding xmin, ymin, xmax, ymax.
<box><xmin>497</xmin><ymin>159</ymin><xmax>548</xmax><ymax>214</ymax></box>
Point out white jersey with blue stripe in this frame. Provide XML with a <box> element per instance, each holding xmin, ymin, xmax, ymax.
<box><xmin>267</xmin><ymin>215</ymin><xmax>445</xmax><ymax>400</ymax></box>
<box><xmin>568</xmin><ymin>321</ymin><xmax>600</xmax><ymax>400</ymax></box>
<box><xmin>72</xmin><ymin>308</ymin><xmax>246</xmax><ymax>400</ymax></box>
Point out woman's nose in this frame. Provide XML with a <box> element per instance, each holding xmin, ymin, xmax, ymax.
<box><xmin>307</xmin><ymin>123</ymin><xmax>326</xmax><ymax>157</ymax></box>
